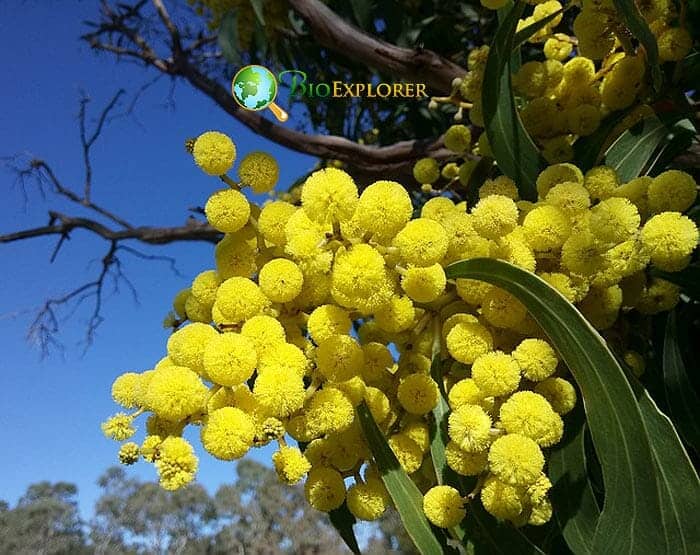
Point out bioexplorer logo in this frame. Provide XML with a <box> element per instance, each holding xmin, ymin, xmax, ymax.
<box><xmin>231</xmin><ymin>64</ymin><xmax>427</xmax><ymax>123</ymax></box>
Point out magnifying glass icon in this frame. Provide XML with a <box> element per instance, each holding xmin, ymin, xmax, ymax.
<box><xmin>231</xmin><ymin>65</ymin><xmax>289</xmax><ymax>123</ymax></box>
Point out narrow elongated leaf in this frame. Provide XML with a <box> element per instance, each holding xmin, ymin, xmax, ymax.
<box><xmin>462</xmin><ymin>502</ymin><xmax>546</xmax><ymax>555</ymax></box>
<box><xmin>637</xmin><ymin>391</ymin><xmax>700</xmax><ymax>553</ymax></box>
<box><xmin>349</xmin><ymin>0</ymin><xmax>373</xmax><ymax>29</ymax></box>
<box><xmin>328</xmin><ymin>503</ymin><xmax>361</xmax><ymax>554</ymax></box>
<box><xmin>218</xmin><ymin>11</ymin><xmax>242</xmax><ymax>65</ymax></box>
<box><xmin>663</xmin><ymin>311</ymin><xmax>700</xmax><ymax>454</ymax></box>
<box><xmin>573</xmin><ymin>107</ymin><xmax>634</xmax><ymax>171</ymax></box>
<box><xmin>646</xmin><ymin>118</ymin><xmax>697</xmax><ymax>176</ymax></box>
<box><xmin>602</xmin><ymin>115</ymin><xmax>669</xmax><ymax>180</ymax></box>
<box><xmin>651</xmin><ymin>264</ymin><xmax>700</xmax><ymax>299</ymax></box>
<box><xmin>249</xmin><ymin>0</ymin><xmax>265</xmax><ymax>25</ymax></box>
<box><xmin>357</xmin><ymin>402</ymin><xmax>455</xmax><ymax>555</ymax></box>
<box><xmin>612</xmin><ymin>0</ymin><xmax>662</xmax><ymax>92</ymax></box>
<box><xmin>483</xmin><ymin>3</ymin><xmax>542</xmax><ymax>201</ymax></box>
<box><xmin>549</xmin><ymin>405</ymin><xmax>600</xmax><ymax>554</ymax></box>
<box><xmin>445</xmin><ymin>258</ymin><xmax>699</xmax><ymax>554</ymax></box>
<box><xmin>429</xmin><ymin>356</ymin><xmax>454</xmax><ymax>486</ymax></box>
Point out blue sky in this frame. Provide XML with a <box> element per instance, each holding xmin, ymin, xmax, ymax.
<box><xmin>0</xmin><ymin>1</ymin><xmax>317</xmax><ymax>517</ymax></box>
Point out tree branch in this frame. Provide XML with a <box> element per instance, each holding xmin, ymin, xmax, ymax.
<box><xmin>287</xmin><ymin>0</ymin><xmax>465</xmax><ymax>94</ymax></box>
<box><xmin>81</xmin><ymin>0</ymin><xmax>454</xmax><ymax>179</ymax></box>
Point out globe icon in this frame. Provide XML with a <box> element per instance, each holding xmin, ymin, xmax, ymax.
<box><xmin>231</xmin><ymin>65</ymin><xmax>288</xmax><ymax>122</ymax></box>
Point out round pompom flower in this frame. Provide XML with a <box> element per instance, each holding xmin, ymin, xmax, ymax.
<box><xmin>202</xmin><ymin>333</ymin><xmax>257</xmax><ymax>386</ymax></box>
<box><xmin>448</xmin><ymin>378</ymin><xmax>487</xmax><ymax>410</ymax></box>
<box><xmin>111</xmin><ymin>372</ymin><xmax>142</xmax><ymax>409</ymax></box>
<box><xmin>258</xmin><ymin>201</ymin><xmax>297</xmax><ymax>246</ymax></box>
<box><xmin>201</xmin><ymin>407</ymin><xmax>255</xmax><ymax>461</ymax></box>
<box><xmin>445</xmin><ymin>441</ymin><xmax>488</xmax><ymax>476</ymax></box>
<box><xmin>446</xmin><ymin>321</ymin><xmax>493</xmax><ymax>365</ymax></box>
<box><xmin>155</xmin><ymin>437</ymin><xmax>198</xmax><ymax>490</ymax></box>
<box><xmin>448</xmin><ymin>404</ymin><xmax>492</xmax><ymax>453</ymax></box>
<box><xmin>413</xmin><ymin>157</ymin><xmax>440</xmax><ymax>184</ymax></box>
<box><xmin>584</xmin><ymin>166</ymin><xmax>619</xmax><ymax>200</ymax></box>
<box><xmin>306</xmin><ymin>388</ymin><xmax>355</xmax><ymax>436</ymax></box>
<box><xmin>304</xmin><ymin>467</ymin><xmax>346</xmax><ymax>512</ymax></box>
<box><xmin>444</xmin><ymin>124</ymin><xmax>472</xmax><ymax>154</ymax></box>
<box><xmin>545</xmin><ymin>182</ymin><xmax>591</xmax><ymax>216</ymax></box>
<box><xmin>394</xmin><ymin>218</ymin><xmax>449</xmax><ymax>267</ymax></box>
<box><xmin>214</xmin><ymin>277</ymin><xmax>270</xmax><ymax>323</ymax></box>
<box><xmin>239</xmin><ymin>314</ymin><xmax>283</xmax><ymax>352</ymax></box>
<box><xmin>489</xmin><ymin>434</ymin><xmax>544</xmax><ymax>486</ymax></box>
<box><xmin>421</xmin><ymin>196</ymin><xmax>457</xmax><ymax>221</ymax></box>
<box><xmin>166</xmin><ymin>322</ymin><xmax>219</xmax><ymax>376</ymax></box>
<box><xmin>657</xmin><ymin>27</ymin><xmax>693</xmax><ymax>62</ymax></box>
<box><xmin>253</xmin><ymin>368</ymin><xmax>305</xmax><ymax>418</ymax></box>
<box><xmin>512</xmin><ymin>339</ymin><xmax>558</xmax><ymax>382</ymax></box>
<box><xmin>499</xmin><ymin>391</ymin><xmax>563</xmax><ymax>447</ymax></box>
<box><xmin>640</xmin><ymin>212</ymin><xmax>698</xmax><ymax>272</ymax></box>
<box><xmin>523</xmin><ymin>205</ymin><xmax>570</xmax><ymax>253</ymax></box>
<box><xmin>118</xmin><ymin>442</ymin><xmax>140</xmax><ymax>465</ymax></box>
<box><xmin>374</xmin><ymin>295</ymin><xmax>415</xmax><ymax>333</ymax></box>
<box><xmin>193</xmin><ymin>131</ymin><xmax>235</xmax><ymax>175</ymax></box>
<box><xmin>388</xmin><ymin>433</ymin><xmax>424</xmax><ymax>473</ymax></box>
<box><xmin>471</xmin><ymin>351</ymin><xmax>521</xmax><ymax>397</ymax></box>
<box><xmin>534</xmin><ymin>377</ymin><xmax>577</xmax><ymax>414</ymax></box>
<box><xmin>355</xmin><ymin>180</ymin><xmax>413</xmax><ymax>240</ymax></box>
<box><xmin>480</xmin><ymin>176</ymin><xmax>519</xmax><ymax>200</ymax></box>
<box><xmin>536</xmin><ymin>163</ymin><xmax>584</xmax><ymax>199</ymax></box>
<box><xmin>647</xmin><ymin>170</ymin><xmax>697</xmax><ymax>214</ymax></box>
<box><xmin>636</xmin><ymin>278</ymin><xmax>681</xmax><ymax>315</ymax></box>
<box><xmin>205</xmin><ymin>189</ymin><xmax>250</xmax><ymax>233</ymax></box>
<box><xmin>101</xmin><ymin>413</ymin><xmax>135</xmax><ymax>441</ymax></box>
<box><xmin>397</xmin><ymin>373</ymin><xmax>440</xmax><ymax>415</ymax></box>
<box><xmin>191</xmin><ymin>270</ymin><xmax>222</xmax><ymax>307</ymax></box>
<box><xmin>301</xmin><ymin>167</ymin><xmax>358</xmax><ymax>225</ymax></box>
<box><xmin>364</xmin><ymin>387</ymin><xmax>391</xmax><ymax>424</ymax></box>
<box><xmin>258</xmin><ymin>258</ymin><xmax>304</xmax><ymax>303</ymax></box>
<box><xmin>481</xmin><ymin>288</ymin><xmax>527</xmax><ymax>329</ymax></box>
<box><xmin>238</xmin><ymin>151</ymin><xmax>279</xmax><ymax>193</ymax></box>
<box><xmin>258</xmin><ymin>342</ymin><xmax>307</xmax><ymax>378</ymax></box>
<box><xmin>145</xmin><ymin>366</ymin><xmax>208</xmax><ymax>422</ymax></box>
<box><xmin>272</xmin><ymin>446</ymin><xmax>311</xmax><ymax>485</ymax></box>
<box><xmin>401</xmin><ymin>264</ymin><xmax>446</xmax><ymax>303</ymax></box>
<box><xmin>316</xmin><ymin>334</ymin><xmax>364</xmax><ymax>382</ymax></box>
<box><xmin>172</xmin><ymin>288</ymin><xmax>190</xmax><ymax>319</ymax></box>
<box><xmin>347</xmin><ymin>479</ymin><xmax>389</xmax><ymax>521</ymax></box>
<box><xmin>423</xmin><ymin>486</ymin><xmax>466</xmax><ymax>528</ymax></box>
<box><xmin>481</xmin><ymin>475</ymin><xmax>526</xmax><ymax>521</ymax></box>
<box><xmin>590</xmin><ymin>197</ymin><xmax>640</xmax><ymax>245</ymax></box>
<box><xmin>307</xmin><ymin>304</ymin><xmax>351</xmax><ymax>343</ymax></box>
<box><xmin>471</xmin><ymin>195</ymin><xmax>519</xmax><ymax>240</ymax></box>
<box><xmin>331</xmin><ymin>244</ymin><xmax>393</xmax><ymax>312</ymax></box>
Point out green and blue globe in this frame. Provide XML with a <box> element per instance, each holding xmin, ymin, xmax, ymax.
<box><xmin>232</xmin><ymin>65</ymin><xmax>277</xmax><ymax>111</ymax></box>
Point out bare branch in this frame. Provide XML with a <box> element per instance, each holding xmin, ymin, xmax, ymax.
<box><xmin>287</xmin><ymin>0</ymin><xmax>465</xmax><ymax>94</ymax></box>
<box><xmin>79</xmin><ymin>88</ymin><xmax>126</xmax><ymax>201</ymax></box>
<box><xmin>0</xmin><ymin>211</ymin><xmax>220</xmax><ymax>246</ymax></box>
<box><xmin>81</xmin><ymin>0</ymin><xmax>454</xmax><ymax>178</ymax></box>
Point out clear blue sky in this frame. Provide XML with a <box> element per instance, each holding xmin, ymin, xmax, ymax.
<box><xmin>0</xmin><ymin>1</ymin><xmax>317</xmax><ymax>517</ymax></box>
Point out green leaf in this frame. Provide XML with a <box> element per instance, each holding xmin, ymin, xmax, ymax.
<box><xmin>602</xmin><ymin>115</ymin><xmax>670</xmax><ymax>181</ymax></box>
<box><xmin>462</xmin><ymin>503</ymin><xmax>546</xmax><ymax>555</ymax></box>
<box><xmin>573</xmin><ymin>107</ymin><xmax>634</xmax><ymax>172</ymax></box>
<box><xmin>549</xmin><ymin>405</ymin><xmax>600</xmax><ymax>554</ymax></box>
<box><xmin>218</xmin><ymin>11</ymin><xmax>242</xmax><ymax>65</ymax></box>
<box><xmin>356</xmin><ymin>402</ymin><xmax>456</xmax><ymax>555</ymax></box>
<box><xmin>651</xmin><ymin>264</ymin><xmax>700</xmax><ymax>299</ymax></box>
<box><xmin>249</xmin><ymin>0</ymin><xmax>265</xmax><ymax>26</ymax></box>
<box><xmin>662</xmin><ymin>311</ymin><xmax>700</xmax><ymax>455</ymax></box>
<box><xmin>482</xmin><ymin>2</ymin><xmax>542</xmax><ymax>201</ymax></box>
<box><xmin>445</xmin><ymin>258</ymin><xmax>698</xmax><ymax>554</ymax></box>
<box><xmin>612</xmin><ymin>0</ymin><xmax>662</xmax><ymax>92</ymax></box>
<box><xmin>328</xmin><ymin>503</ymin><xmax>361</xmax><ymax>554</ymax></box>
<box><xmin>647</xmin><ymin>118</ymin><xmax>697</xmax><ymax>176</ymax></box>
<box><xmin>636</xmin><ymin>391</ymin><xmax>700</xmax><ymax>553</ymax></box>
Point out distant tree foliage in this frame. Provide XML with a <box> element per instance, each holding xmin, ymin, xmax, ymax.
<box><xmin>0</xmin><ymin>460</ymin><xmax>413</xmax><ymax>554</ymax></box>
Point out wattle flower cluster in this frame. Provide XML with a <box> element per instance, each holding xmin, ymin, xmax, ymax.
<box><xmin>101</xmin><ymin>130</ymin><xmax>697</xmax><ymax>529</ymax></box>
